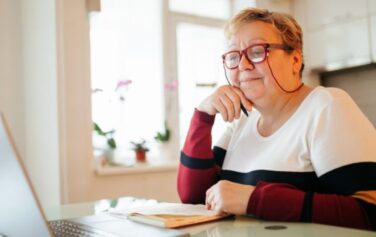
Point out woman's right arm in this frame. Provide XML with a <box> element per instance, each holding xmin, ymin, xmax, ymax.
<box><xmin>178</xmin><ymin>109</ymin><xmax>221</xmax><ymax>204</ymax></box>
<box><xmin>178</xmin><ymin>86</ymin><xmax>252</xmax><ymax>204</ymax></box>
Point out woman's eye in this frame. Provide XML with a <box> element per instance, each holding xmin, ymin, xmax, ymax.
<box><xmin>229</xmin><ymin>54</ymin><xmax>238</xmax><ymax>60</ymax></box>
<box><xmin>251</xmin><ymin>50</ymin><xmax>263</xmax><ymax>57</ymax></box>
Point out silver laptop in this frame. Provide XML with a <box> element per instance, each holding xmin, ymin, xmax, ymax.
<box><xmin>0</xmin><ymin>113</ymin><xmax>189</xmax><ymax>237</ymax></box>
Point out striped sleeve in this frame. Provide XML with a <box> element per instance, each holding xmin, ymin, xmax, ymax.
<box><xmin>247</xmin><ymin>162</ymin><xmax>376</xmax><ymax>230</ymax></box>
<box><xmin>178</xmin><ymin>109</ymin><xmax>226</xmax><ymax>204</ymax></box>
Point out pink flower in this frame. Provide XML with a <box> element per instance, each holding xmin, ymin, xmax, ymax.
<box><xmin>115</xmin><ymin>79</ymin><xmax>132</xmax><ymax>91</ymax></box>
<box><xmin>115</xmin><ymin>79</ymin><xmax>132</xmax><ymax>102</ymax></box>
<box><xmin>164</xmin><ymin>80</ymin><xmax>178</xmax><ymax>91</ymax></box>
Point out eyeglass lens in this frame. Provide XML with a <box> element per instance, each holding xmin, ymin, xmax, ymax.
<box><xmin>224</xmin><ymin>45</ymin><xmax>266</xmax><ymax>69</ymax></box>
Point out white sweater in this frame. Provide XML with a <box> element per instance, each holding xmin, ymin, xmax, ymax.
<box><xmin>216</xmin><ymin>86</ymin><xmax>376</xmax><ymax>177</ymax></box>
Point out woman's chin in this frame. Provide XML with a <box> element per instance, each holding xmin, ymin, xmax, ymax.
<box><xmin>240</xmin><ymin>80</ymin><xmax>262</xmax><ymax>90</ymax></box>
<box><xmin>240</xmin><ymin>87</ymin><xmax>264</xmax><ymax>102</ymax></box>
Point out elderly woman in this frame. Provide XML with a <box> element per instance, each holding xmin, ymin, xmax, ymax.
<box><xmin>178</xmin><ymin>8</ymin><xmax>376</xmax><ymax>230</ymax></box>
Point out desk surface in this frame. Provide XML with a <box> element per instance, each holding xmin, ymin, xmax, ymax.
<box><xmin>46</xmin><ymin>197</ymin><xmax>376</xmax><ymax>237</ymax></box>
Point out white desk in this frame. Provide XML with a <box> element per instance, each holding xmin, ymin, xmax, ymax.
<box><xmin>46</xmin><ymin>197</ymin><xmax>376</xmax><ymax>237</ymax></box>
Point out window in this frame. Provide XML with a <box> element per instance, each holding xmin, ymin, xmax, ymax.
<box><xmin>176</xmin><ymin>23</ymin><xmax>228</xmax><ymax>144</ymax></box>
<box><xmin>169</xmin><ymin>0</ymin><xmax>256</xmax><ymax>146</ymax></box>
<box><xmin>90</xmin><ymin>0</ymin><xmax>163</xmax><ymax>158</ymax></box>
<box><xmin>90</xmin><ymin>0</ymin><xmax>255</xmax><ymax>161</ymax></box>
<box><xmin>169</xmin><ymin>0</ymin><xmax>231</xmax><ymax>19</ymax></box>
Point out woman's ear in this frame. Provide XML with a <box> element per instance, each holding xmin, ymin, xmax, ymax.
<box><xmin>292</xmin><ymin>49</ymin><xmax>303</xmax><ymax>76</ymax></box>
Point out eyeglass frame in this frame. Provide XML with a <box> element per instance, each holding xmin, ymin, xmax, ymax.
<box><xmin>222</xmin><ymin>43</ymin><xmax>293</xmax><ymax>70</ymax></box>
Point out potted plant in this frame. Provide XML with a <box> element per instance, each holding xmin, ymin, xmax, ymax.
<box><xmin>154</xmin><ymin>121</ymin><xmax>171</xmax><ymax>160</ymax></box>
<box><xmin>130</xmin><ymin>139</ymin><xmax>149</xmax><ymax>162</ymax></box>
<box><xmin>154</xmin><ymin>121</ymin><xmax>171</xmax><ymax>143</ymax></box>
<box><xmin>93</xmin><ymin>122</ymin><xmax>117</xmax><ymax>165</ymax></box>
<box><xmin>94</xmin><ymin>122</ymin><xmax>117</xmax><ymax>148</ymax></box>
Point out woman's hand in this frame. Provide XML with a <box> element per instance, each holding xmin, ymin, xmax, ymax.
<box><xmin>205</xmin><ymin>180</ymin><xmax>254</xmax><ymax>215</ymax></box>
<box><xmin>197</xmin><ymin>85</ymin><xmax>253</xmax><ymax>122</ymax></box>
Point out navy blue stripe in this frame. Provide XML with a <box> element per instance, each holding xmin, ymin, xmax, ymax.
<box><xmin>318</xmin><ymin>162</ymin><xmax>376</xmax><ymax>195</ymax></box>
<box><xmin>218</xmin><ymin>162</ymin><xmax>376</xmax><ymax>195</ymax></box>
<box><xmin>180</xmin><ymin>152</ymin><xmax>215</xmax><ymax>169</ymax></box>
<box><xmin>300</xmin><ymin>192</ymin><xmax>313</xmax><ymax>222</ymax></box>
<box><xmin>213</xmin><ymin>146</ymin><xmax>226</xmax><ymax>167</ymax></box>
<box><xmin>356</xmin><ymin>199</ymin><xmax>376</xmax><ymax>230</ymax></box>
<box><xmin>219</xmin><ymin>169</ymin><xmax>318</xmax><ymax>191</ymax></box>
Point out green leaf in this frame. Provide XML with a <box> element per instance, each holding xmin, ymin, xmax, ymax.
<box><xmin>154</xmin><ymin>121</ymin><xmax>171</xmax><ymax>142</ymax></box>
<box><xmin>107</xmin><ymin>138</ymin><xmax>117</xmax><ymax>149</ymax></box>
<box><xmin>93</xmin><ymin>122</ymin><xmax>105</xmax><ymax>136</ymax></box>
<box><xmin>104</xmin><ymin>129</ymin><xmax>116</xmax><ymax>136</ymax></box>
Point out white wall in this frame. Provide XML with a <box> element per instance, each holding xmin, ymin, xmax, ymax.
<box><xmin>0</xmin><ymin>0</ymin><xmax>61</xmax><ymax>209</ymax></box>
<box><xmin>21</xmin><ymin>0</ymin><xmax>61</xmax><ymax>208</ymax></box>
<box><xmin>322</xmin><ymin>67</ymin><xmax>376</xmax><ymax>127</ymax></box>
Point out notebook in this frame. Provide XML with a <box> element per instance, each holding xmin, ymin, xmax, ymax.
<box><xmin>110</xmin><ymin>202</ymin><xmax>232</xmax><ymax>228</ymax></box>
<box><xmin>0</xmin><ymin>113</ymin><xmax>188</xmax><ymax>237</ymax></box>
<box><xmin>128</xmin><ymin>212</ymin><xmax>231</xmax><ymax>228</ymax></box>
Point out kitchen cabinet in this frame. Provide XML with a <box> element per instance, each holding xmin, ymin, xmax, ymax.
<box><xmin>372</xmin><ymin>15</ymin><xmax>376</xmax><ymax>62</ymax></box>
<box><xmin>306</xmin><ymin>0</ymin><xmax>367</xmax><ymax>30</ymax></box>
<box><xmin>367</xmin><ymin>0</ymin><xmax>376</xmax><ymax>62</ymax></box>
<box><xmin>305</xmin><ymin>0</ymin><xmax>374</xmax><ymax>71</ymax></box>
<box><xmin>308</xmin><ymin>17</ymin><xmax>370</xmax><ymax>71</ymax></box>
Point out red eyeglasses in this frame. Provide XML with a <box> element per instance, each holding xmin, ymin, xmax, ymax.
<box><xmin>222</xmin><ymin>43</ymin><xmax>292</xmax><ymax>69</ymax></box>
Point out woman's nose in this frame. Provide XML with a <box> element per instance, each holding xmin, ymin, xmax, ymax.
<box><xmin>238</xmin><ymin>54</ymin><xmax>255</xmax><ymax>71</ymax></box>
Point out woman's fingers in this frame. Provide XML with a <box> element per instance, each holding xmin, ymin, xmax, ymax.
<box><xmin>224</xmin><ymin>90</ymin><xmax>241</xmax><ymax>119</ymax></box>
<box><xmin>205</xmin><ymin>187</ymin><xmax>214</xmax><ymax>210</ymax></box>
<box><xmin>198</xmin><ymin>85</ymin><xmax>251</xmax><ymax>122</ymax></box>
<box><xmin>212</xmin><ymin>97</ymin><xmax>228</xmax><ymax>121</ymax></box>
<box><xmin>217</xmin><ymin>86</ymin><xmax>245</xmax><ymax>122</ymax></box>
<box><xmin>219</xmin><ymin>95</ymin><xmax>235</xmax><ymax>122</ymax></box>
<box><xmin>233</xmin><ymin>87</ymin><xmax>253</xmax><ymax>112</ymax></box>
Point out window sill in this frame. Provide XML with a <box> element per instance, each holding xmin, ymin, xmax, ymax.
<box><xmin>94</xmin><ymin>159</ymin><xmax>179</xmax><ymax>176</ymax></box>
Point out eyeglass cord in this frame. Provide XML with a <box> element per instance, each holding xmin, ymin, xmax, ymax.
<box><xmin>222</xmin><ymin>55</ymin><xmax>304</xmax><ymax>110</ymax></box>
<box><xmin>266</xmin><ymin>56</ymin><xmax>304</xmax><ymax>93</ymax></box>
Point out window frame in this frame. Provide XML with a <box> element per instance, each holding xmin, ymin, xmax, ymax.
<box><xmin>162</xmin><ymin>0</ymin><xmax>229</xmax><ymax>154</ymax></box>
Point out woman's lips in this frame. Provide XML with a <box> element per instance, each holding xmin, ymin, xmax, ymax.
<box><xmin>239</xmin><ymin>77</ymin><xmax>262</xmax><ymax>88</ymax></box>
<box><xmin>240</xmin><ymin>77</ymin><xmax>262</xmax><ymax>83</ymax></box>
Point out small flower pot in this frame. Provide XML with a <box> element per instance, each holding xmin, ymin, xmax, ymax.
<box><xmin>135</xmin><ymin>150</ymin><xmax>146</xmax><ymax>162</ymax></box>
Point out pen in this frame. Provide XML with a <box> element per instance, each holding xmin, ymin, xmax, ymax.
<box><xmin>240</xmin><ymin>104</ymin><xmax>249</xmax><ymax>117</ymax></box>
<box><xmin>223</xmin><ymin>64</ymin><xmax>249</xmax><ymax>117</ymax></box>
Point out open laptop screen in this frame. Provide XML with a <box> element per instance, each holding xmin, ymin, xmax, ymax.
<box><xmin>0</xmin><ymin>114</ymin><xmax>52</xmax><ymax>236</ymax></box>
<box><xmin>0</xmin><ymin>114</ymin><xmax>189</xmax><ymax>237</ymax></box>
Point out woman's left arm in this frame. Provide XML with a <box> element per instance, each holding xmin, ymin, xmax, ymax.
<box><xmin>206</xmin><ymin>172</ymin><xmax>376</xmax><ymax>230</ymax></box>
<box><xmin>246</xmin><ymin>90</ymin><xmax>376</xmax><ymax>230</ymax></box>
<box><xmin>247</xmin><ymin>178</ymin><xmax>376</xmax><ymax>230</ymax></box>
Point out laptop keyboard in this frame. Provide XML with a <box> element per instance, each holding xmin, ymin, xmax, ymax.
<box><xmin>49</xmin><ymin>220</ymin><xmax>117</xmax><ymax>237</ymax></box>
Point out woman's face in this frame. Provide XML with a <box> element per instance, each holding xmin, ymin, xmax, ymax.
<box><xmin>227</xmin><ymin>21</ymin><xmax>301</xmax><ymax>104</ymax></box>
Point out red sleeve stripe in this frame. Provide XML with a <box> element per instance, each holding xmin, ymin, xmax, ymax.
<box><xmin>247</xmin><ymin>181</ymin><xmax>305</xmax><ymax>221</ymax></box>
<box><xmin>182</xmin><ymin>109</ymin><xmax>215</xmax><ymax>159</ymax></box>
<box><xmin>312</xmin><ymin>193</ymin><xmax>371</xmax><ymax>229</ymax></box>
<box><xmin>247</xmin><ymin>181</ymin><xmax>373</xmax><ymax>230</ymax></box>
<box><xmin>177</xmin><ymin>164</ymin><xmax>218</xmax><ymax>204</ymax></box>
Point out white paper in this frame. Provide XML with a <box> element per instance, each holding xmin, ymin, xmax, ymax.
<box><xmin>110</xmin><ymin>202</ymin><xmax>220</xmax><ymax>216</ymax></box>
